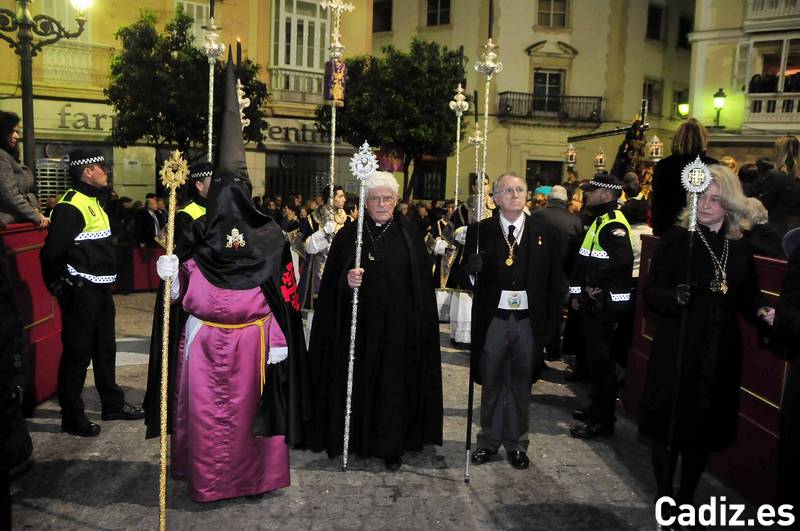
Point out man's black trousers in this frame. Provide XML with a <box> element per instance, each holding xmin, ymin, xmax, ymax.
<box><xmin>57</xmin><ymin>285</ymin><xmax>124</xmax><ymax>424</ymax></box>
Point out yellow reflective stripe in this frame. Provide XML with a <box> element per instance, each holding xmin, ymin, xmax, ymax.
<box><xmin>179</xmin><ymin>201</ymin><xmax>206</xmax><ymax>221</ymax></box>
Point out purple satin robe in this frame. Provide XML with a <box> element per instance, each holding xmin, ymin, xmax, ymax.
<box><xmin>171</xmin><ymin>259</ymin><xmax>290</xmax><ymax>502</ymax></box>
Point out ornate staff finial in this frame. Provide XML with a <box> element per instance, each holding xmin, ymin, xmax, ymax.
<box><xmin>450</xmin><ymin>84</ymin><xmax>470</xmax><ymax>206</ymax></box>
<box><xmin>321</xmin><ymin>0</ymin><xmax>355</xmax><ymax>59</ymax></box>
<box><xmin>202</xmin><ymin>16</ymin><xmax>225</xmax><ymax>163</ymax></box>
<box><xmin>342</xmin><ymin>139</ymin><xmax>377</xmax><ymax>472</ymax></box>
<box><xmin>159</xmin><ymin>150</ymin><xmax>190</xmax><ymax>190</ymax></box>
<box><xmin>474</xmin><ymin>39</ymin><xmax>503</xmax><ymax>79</ymax></box>
<box><xmin>681</xmin><ymin>156</ymin><xmax>712</xmax><ymax>232</ymax></box>
<box><xmin>349</xmin><ymin>141</ymin><xmax>378</xmax><ymax>181</ymax></box>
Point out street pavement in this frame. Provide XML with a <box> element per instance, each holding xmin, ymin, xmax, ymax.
<box><xmin>10</xmin><ymin>292</ymin><xmax>748</xmax><ymax>530</ymax></box>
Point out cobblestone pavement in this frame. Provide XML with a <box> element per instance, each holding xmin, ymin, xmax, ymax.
<box><xmin>11</xmin><ymin>293</ymin><xmax>748</xmax><ymax>530</ymax></box>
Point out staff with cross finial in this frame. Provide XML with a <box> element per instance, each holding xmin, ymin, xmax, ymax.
<box><xmin>341</xmin><ymin>141</ymin><xmax>379</xmax><ymax>471</ymax></box>
<box><xmin>450</xmin><ymin>84</ymin><xmax>470</xmax><ymax>209</ymax></box>
<box><xmin>664</xmin><ymin>157</ymin><xmax>712</xmax><ymax>475</ymax></box>
<box><xmin>156</xmin><ymin>150</ymin><xmax>189</xmax><ymax>531</ymax></box>
<box><xmin>321</xmin><ymin>0</ymin><xmax>354</xmax><ymax>207</ymax></box>
<box><xmin>464</xmin><ymin>11</ymin><xmax>503</xmax><ymax>484</ymax></box>
<box><xmin>202</xmin><ymin>1</ymin><xmax>225</xmax><ymax>162</ymax></box>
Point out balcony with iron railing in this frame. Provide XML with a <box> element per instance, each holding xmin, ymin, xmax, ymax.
<box><xmin>497</xmin><ymin>92</ymin><xmax>603</xmax><ymax>124</ymax></box>
<box><xmin>268</xmin><ymin>68</ymin><xmax>325</xmax><ymax>106</ymax></box>
<box><xmin>32</xmin><ymin>41</ymin><xmax>114</xmax><ymax>88</ymax></box>
<box><xmin>744</xmin><ymin>0</ymin><xmax>800</xmax><ymax>31</ymax></box>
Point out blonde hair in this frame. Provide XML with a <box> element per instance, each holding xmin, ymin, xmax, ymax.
<box><xmin>677</xmin><ymin>164</ymin><xmax>750</xmax><ymax>240</ymax></box>
<box><xmin>776</xmin><ymin>134</ymin><xmax>800</xmax><ymax>179</ymax></box>
<box><xmin>720</xmin><ymin>155</ymin><xmax>738</xmax><ymax>173</ymax></box>
<box><xmin>743</xmin><ymin>196</ymin><xmax>769</xmax><ymax>225</ymax></box>
<box><xmin>671</xmin><ymin>118</ymin><xmax>709</xmax><ymax>156</ymax></box>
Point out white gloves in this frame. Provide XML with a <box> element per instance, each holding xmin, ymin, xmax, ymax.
<box><xmin>454</xmin><ymin>226</ymin><xmax>467</xmax><ymax>245</ymax></box>
<box><xmin>433</xmin><ymin>238</ymin><xmax>448</xmax><ymax>256</ymax></box>
<box><xmin>323</xmin><ymin>220</ymin><xmax>337</xmax><ymax>235</ymax></box>
<box><xmin>157</xmin><ymin>254</ymin><xmax>179</xmax><ymax>281</ymax></box>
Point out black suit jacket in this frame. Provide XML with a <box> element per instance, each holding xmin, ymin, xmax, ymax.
<box><xmin>135</xmin><ymin>208</ymin><xmax>166</xmax><ymax>246</ymax></box>
<box><xmin>464</xmin><ymin>214</ymin><xmax>563</xmax><ymax>385</ymax></box>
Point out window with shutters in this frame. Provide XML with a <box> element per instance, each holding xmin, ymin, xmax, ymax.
<box><xmin>176</xmin><ymin>1</ymin><xmax>211</xmax><ymax>47</ymax></box>
<box><xmin>426</xmin><ymin>0</ymin><xmax>451</xmax><ymax>27</ymax></box>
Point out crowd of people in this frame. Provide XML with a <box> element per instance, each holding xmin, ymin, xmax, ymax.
<box><xmin>2</xmin><ymin>97</ymin><xmax>800</xmax><ymax>529</ymax></box>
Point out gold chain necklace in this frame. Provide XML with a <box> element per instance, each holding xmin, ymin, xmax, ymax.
<box><xmin>501</xmin><ymin>217</ymin><xmax>524</xmax><ymax>267</ymax></box>
<box><xmin>697</xmin><ymin>229</ymin><xmax>730</xmax><ymax>294</ymax></box>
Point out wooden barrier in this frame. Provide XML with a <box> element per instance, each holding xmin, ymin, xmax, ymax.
<box><xmin>624</xmin><ymin>235</ymin><xmax>787</xmax><ymax>504</ymax></box>
<box><xmin>3</xmin><ymin>223</ymin><xmax>62</xmax><ymax>404</ymax></box>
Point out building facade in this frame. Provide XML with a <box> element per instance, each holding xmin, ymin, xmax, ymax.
<box><xmin>371</xmin><ymin>0</ymin><xmax>695</xmax><ymax>199</ymax></box>
<box><xmin>0</xmin><ymin>0</ymin><xmax>372</xmax><ymax>201</ymax></box>
<box><xmin>688</xmin><ymin>0</ymin><xmax>800</xmax><ymax>162</ymax></box>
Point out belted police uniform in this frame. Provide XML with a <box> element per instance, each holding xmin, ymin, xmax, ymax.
<box><xmin>569</xmin><ymin>182</ymin><xmax>634</xmax><ymax>435</ymax></box>
<box><xmin>40</xmin><ymin>150</ymin><xmax>141</xmax><ymax>434</ymax></box>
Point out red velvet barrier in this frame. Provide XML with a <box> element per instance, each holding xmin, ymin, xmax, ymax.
<box><xmin>2</xmin><ymin>223</ymin><xmax>62</xmax><ymax>404</ymax></box>
<box><xmin>130</xmin><ymin>246</ymin><xmax>164</xmax><ymax>292</ymax></box>
<box><xmin>624</xmin><ymin>235</ymin><xmax>787</xmax><ymax>504</ymax></box>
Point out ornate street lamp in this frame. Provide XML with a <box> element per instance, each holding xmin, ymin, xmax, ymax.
<box><xmin>713</xmin><ymin>87</ymin><xmax>727</xmax><ymax>127</ymax></box>
<box><xmin>648</xmin><ymin>135</ymin><xmax>664</xmax><ymax>162</ymax></box>
<box><xmin>0</xmin><ymin>0</ymin><xmax>90</xmax><ymax>175</ymax></box>
<box><xmin>594</xmin><ymin>148</ymin><xmax>606</xmax><ymax>171</ymax></box>
<box><xmin>565</xmin><ymin>143</ymin><xmax>577</xmax><ymax>168</ymax></box>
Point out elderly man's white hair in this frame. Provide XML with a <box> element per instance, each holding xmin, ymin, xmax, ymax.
<box><xmin>364</xmin><ymin>171</ymin><xmax>399</xmax><ymax>194</ymax></box>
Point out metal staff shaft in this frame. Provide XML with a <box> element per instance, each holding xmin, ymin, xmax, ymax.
<box><xmin>342</xmin><ymin>172</ymin><xmax>367</xmax><ymax>470</ymax></box>
<box><xmin>329</xmin><ymin>103</ymin><xmax>337</xmax><ymax>206</ymax></box>
<box><xmin>454</xmin><ymin>111</ymin><xmax>462</xmax><ymax>207</ymax></box>
<box><xmin>465</xmin><ymin>39</ymin><xmax>502</xmax><ymax>484</ymax></box>
<box><xmin>206</xmin><ymin>60</ymin><xmax>214</xmax><ymax>162</ymax></box>
<box><xmin>157</xmin><ymin>152</ymin><xmax>188</xmax><ymax>531</ymax></box>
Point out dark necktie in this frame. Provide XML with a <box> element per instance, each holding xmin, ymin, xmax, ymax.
<box><xmin>508</xmin><ymin>224</ymin><xmax>516</xmax><ymax>246</ymax></box>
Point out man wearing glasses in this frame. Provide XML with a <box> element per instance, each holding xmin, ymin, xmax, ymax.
<box><xmin>303</xmin><ymin>171</ymin><xmax>443</xmax><ymax>472</ymax></box>
<box><xmin>464</xmin><ymin>172</ymin><xmax>563</xmax><ymax>470</ymax></box>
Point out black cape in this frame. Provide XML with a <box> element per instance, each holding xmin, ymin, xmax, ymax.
<box><xmin>637</xmin><ymin>226</ymin><xmax>763</xmax><ymax>450</ymax></box>
<box><xmin>142</xmin><ymin>207</ymin><xmax>206</xmax><ymax>439</ymax></box>
<box><xmin>300</xmin><ymin>215</ymin><xmax>443</xmax><ymax>458</ymax></box>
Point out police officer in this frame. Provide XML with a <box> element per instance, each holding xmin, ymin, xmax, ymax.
<box><xmin>568</xmin><ymin>172</ymin><xmax>633</xmax><ymax>439</ymax></box>
<box><xmin>41</xmin><ymin>149</ymin><xmax>144</xmax><ymax>437</ymax></box>
<box><xmin>173</xmin><ymin>160</ymin><xmax>212</xmax><ymax>259</ymax></box>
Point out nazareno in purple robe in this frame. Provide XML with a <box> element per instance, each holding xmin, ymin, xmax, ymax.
<box><xmin>170</xmin><ymin>258</ymin><xmax>290</xmax><ymax>502</ymax></box>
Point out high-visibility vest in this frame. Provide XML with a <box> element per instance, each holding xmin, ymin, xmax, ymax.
<box><xmin>57</xmin><ymin>189</ymin><xmax>117</xmax><ymax>284</ymax></box>
<box><xmin>570</xmin><ymin>209</ymin><xmax>633</xmax><ymax>303</ymax></box>
<box><xmin>179</xmin><ymin>201</ymin><xmax>206</xmax><ymax>220</ymax></box>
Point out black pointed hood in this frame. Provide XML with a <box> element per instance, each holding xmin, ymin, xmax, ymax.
<box><xmin>217</xmin><ymin>46</ymin><xmax>250</xmax><ymax>183</ymax></box>
<box><xmin>192</xmin><ymin>170</ymin><xmax>285</xmax><ymax>290</ymax></box>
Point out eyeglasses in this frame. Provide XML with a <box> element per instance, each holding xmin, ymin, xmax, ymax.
<box><xmin>495</xmin><ymin>186</ymin><xmax>527</xmax><ymax>196</ymax></box>
<box><xmin>367</xmin><ymin>195</ymin><xmax>396</xmax><ymax>205</ymax></box>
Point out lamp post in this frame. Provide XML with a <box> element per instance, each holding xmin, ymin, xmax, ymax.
<box><xmin>565</xmin><ymin>143</ymin><xmax>577</xmax><ymax>168</ymax></box>
<box><xmin>677</xmin><ymin>102</ymin><xmax>689</xmax><ymax>118</ymax></box>
<box><xmin>0</xmin><ymin>0</ymin><xmax>90</xmax><ymax>176</ymax></box>
<box><xmin>594</xmin><ymin>148</ymin><xmax>606</xmax><ymax>171</ymax></box>
<box><xmin>713</xmin><ymin>87</ymin><xmax>726</xmax><ymax>128</ymax></box>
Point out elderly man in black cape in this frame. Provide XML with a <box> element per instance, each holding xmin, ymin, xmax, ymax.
<box><xmin>302</xmin><ymin>171</ymin><xmax>443</xmax><ymax>471</ymax></box>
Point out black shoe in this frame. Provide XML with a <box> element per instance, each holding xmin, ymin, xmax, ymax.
<box><xmin>101</xmin><ymin>402</ymin><xmax>145</xmax><ymax>421</ymax></box>
<box><xmin>569</xmin><ymin>422</ymin><xmax>615</xmax><ymax>439</ymax></box>
<box><xmin>572</xmin><ymin>408</ymin><xmax>592</xmax><ymax>422</ymax></box>
<box><xmin>470</xmin><ymin>448</ymin><xmax>497</xmax><ymax>464</ymax></box>
<box><xmin>507</xmin><ymin>451</ymin><xmax>529</xmax><ymax>470</ymax></box>
<box><xmin>384</xmin><ymin>456</ymin><xmax>402</xmax><ymax>472</ymax></box>
<box><xmin>62</xmin><ymin>419</ymin><xmax>101</xmax><ymax>437</ymax></box>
